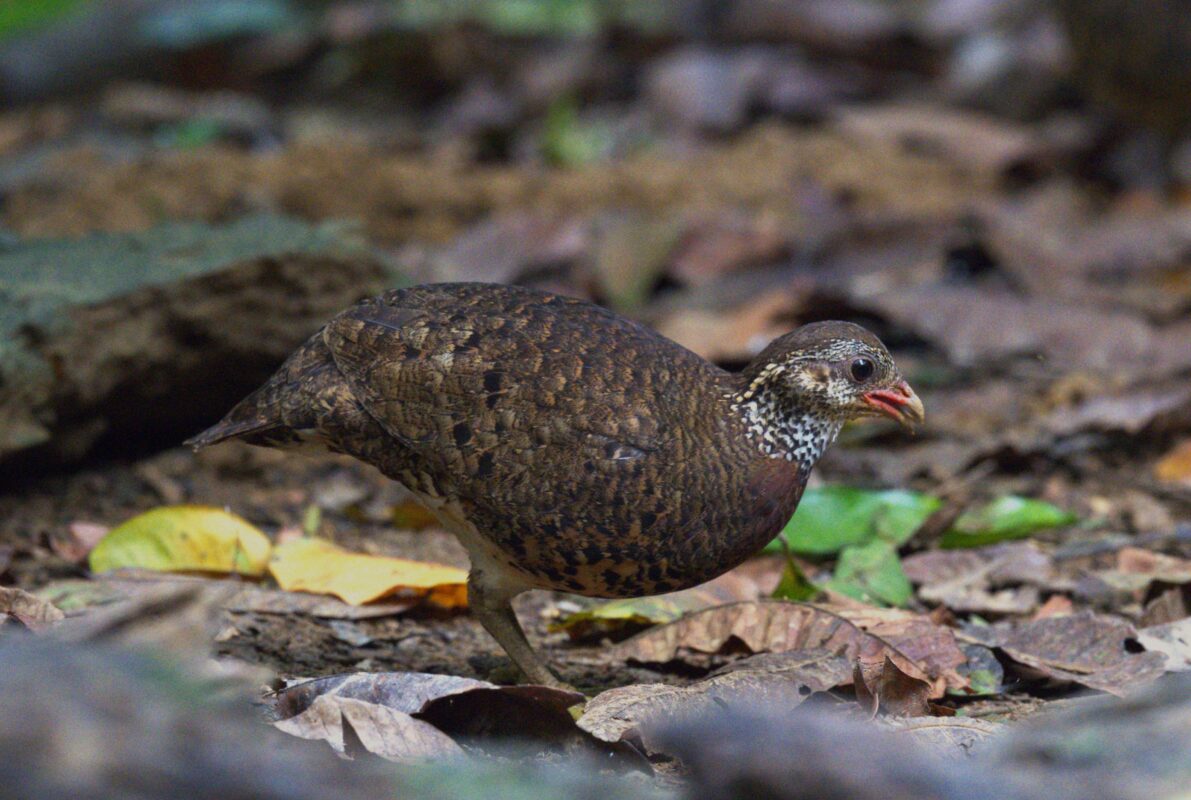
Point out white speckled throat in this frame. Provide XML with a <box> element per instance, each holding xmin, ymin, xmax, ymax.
<box><xmin>729</xmin><ymin>387</ymin><xmax>842</xmax><ymax>472</ymax></box>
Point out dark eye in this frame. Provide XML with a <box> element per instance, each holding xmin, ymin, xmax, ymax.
<box><xmin>850</xmin><ymin>357</ymin><xmax>875</xmax><ymax>382</ymax></box>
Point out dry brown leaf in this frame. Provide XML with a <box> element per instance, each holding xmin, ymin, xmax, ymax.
<box><xmin>653</xmin><ymin>288</ymin><xmax>803</xmax><ymax>364</ymax></box>
<box><xmin>269</xmin><ymin>671</ymin><xmax>646</xmax><ymax>766</ymax></box>
<box><xmin>864</xmin><ymin>285</ymin><xmax>1171</xmax><ymax>378</ymax></box>
<box><xmin>835</xmin><ymin>104</ymin><xmax>1047</xmax><ymax>175</ymax></box>
<box><xmin>0</xmin><ymin>586</ymin><xmax>64</xmax><ymax>631</ymax></box>
<box><xmin>1032</xmin><ymin>595</ymin><xmax>1075</xmax><ymax>620</ymax></box>
<box><xmin>553</xmin><ymin>557</ymin><xmax>783</xmax><ymax>641</ymax></box>
<box><xmin>854</xmin><ymin>654</ymin><xmax>932</xmax><ymax>718</ymax></box>
<box><xmin>274</xmin><ymin>694</ymin><xmax>463</xmax><ymax>763</ymax></box>
<box><xmin>613</xmin><ymin>600</ymin><xmax>967</xmax><ymax>698</ymax></box>
<box><xmin>670</xmin><ymin>214</ymin><xmax>789</xmax><ymax>286</ymax></box>
<box><xmin>991</xmin><ymin>610</ymin><xmax>1166</xmax><ymax>695</ymax></box>
<box><xmin>904</xmin><ymin>543</ymin><xmax>1058</xmax><ymax>617</ymax></box>
<box><xmin>1118</xmin><ymin>547</ymin><xmax>1191</xmax><ymax>583</ymax></box>
<box><xmin>1141</xmin><ymin>585</ymin><xmax>1191</xmax><ymax>627</ymax></box>
<box><xmin>579</xmin><ymin>649</ymin><xmax>850</xmax><ymax>753</ymax></box>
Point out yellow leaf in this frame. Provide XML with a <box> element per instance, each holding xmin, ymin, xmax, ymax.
<box><xmin>1155</xmin><ymin>440</ymin><xmax>1191</xmax><ymax>485</ymax></box>
<box><xmin>268</xmin><ymin>538</ymin><xmax>468</xmax><ymax>607</ymax></box>
<box><xmin>89</xmin><ymin>506</ymin><xmax>271</xmax><ymax>576</ymax></box>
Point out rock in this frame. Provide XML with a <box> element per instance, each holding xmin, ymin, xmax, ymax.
<box><xmin>0</xmin><ymin>216</ymin><xmax>402</xmax><ymax>475</ymax></box>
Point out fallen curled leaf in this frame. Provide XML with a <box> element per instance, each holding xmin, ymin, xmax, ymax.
<box><xmin>579</xmin><ymin>649</ymin><xmax>851</xmax><ymax>753</ymax></box>
<box><xmin>268</xmin><ymin>538</ymin><xmax>468</xmax><ymax>607</ymax></box>
<box><xmin>275</xmin><ymin>694</ymin><xmax>463</xmax><ymax>763</ymax></box>
<box><xmin>989</xmin><ymin>610</ymin><xmax>1166</xmax><ymax>695</ymax></box>
<box><xmin>271</xmin><ymin>671</ymin><xmax>643</xmax><ymax>767</ymax></box>
<box><xmin>89</xmin><ymin>506</ymin><xmax>271</xmax><ymax>577</ymax></box>
<box><xmin>854</xmin><ymin>654</ymin><xmax>932</xmax><ymax>718</ymax></box>
<box><xmin>0</xmin><ymin>586</ymin><xmax>64</xmax><ymax>631</ymax></box>
<box><xmin>614</xmin><ymin>600</ymin><xmax>967</xmax><ymax>698</ymax></box>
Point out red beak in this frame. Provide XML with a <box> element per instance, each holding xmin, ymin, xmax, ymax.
<box><xmin>862</xmin><ymin>380</ymin><xmax>925</xmax><ymax>430</ymax></box>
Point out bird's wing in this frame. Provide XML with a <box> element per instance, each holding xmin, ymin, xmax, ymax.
<box><xmin>321</xmin><ymin>292</ymin><xmax>675</xmax><ymax>488</ymax></box>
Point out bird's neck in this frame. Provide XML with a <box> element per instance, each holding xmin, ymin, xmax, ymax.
<box><xmin>729</xmin><ymin>382</ymin><xmax>842</xmax><ymax>474</ymax></box>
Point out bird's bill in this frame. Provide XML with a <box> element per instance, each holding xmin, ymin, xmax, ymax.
<box><xmin>862</xmin><ymin>381</ymin><xmax>925</xmax><ymax>429</ymax></box>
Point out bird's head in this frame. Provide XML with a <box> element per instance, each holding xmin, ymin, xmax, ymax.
<box><xmin>733</xmin><ymin>321</ymin><xmax>924</xmax><ymax>464</ymax></box>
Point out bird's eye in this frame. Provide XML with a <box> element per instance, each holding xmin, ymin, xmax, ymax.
<box><xmin>850</xmin><ymin>357</ymin><xmax>875</xmax><ymax>382</ymax></box>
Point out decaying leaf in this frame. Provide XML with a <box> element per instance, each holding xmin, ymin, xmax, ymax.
<box><xmin>989</xmin><ymin>610</ymin><xmax>1166</xmax><ymax>695</ymax></box>
<box><xmin>89</xmin><ymin>506</ymin><xmax>271</xmax><ymax>577</ymax></box>
<box><xmin>578</xmin><ymin>649</ymin><xmax>851</xmax><ymax>753</ymax></box>
<box><xmin>268</xmin><ymin>538</ymin><xmax>468</xmax><ymax>607</ymax></box>
<box><xmin>614</xmin><ymin>600</ymin><xmax>967</xmax><ymax>698</ymax></box>
<box><xmin>0</xmin><ymin>586</ymin><xmax>64</xmax><ymax>631</ymax></box>
<box><xmin>275</xmin><ymin>694</ymin><xmax>463</xmax><ymax>763</ymax></box>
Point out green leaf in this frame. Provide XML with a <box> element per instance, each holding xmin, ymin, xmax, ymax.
<box><xmin>825</xmin><ymin>540</ymin><xmax>913</xmax><ymax>607</ymax></box>
<box><xmin>0</xmin><ymin>0</ymin><xmax>87</xmax><ymax>41</ymax></box>
<box><xmin>89</xmin><ymin>505</ymin><xmax>272</xmax><ymax>576</ymax></box>
<box><xmin>964</xmin><ymin>668</ymin><xmax>1001</xmax><ymax>696</ymax></box>
<box><xmin>940</xmin><ymin>496</ymin><xmax>1075</xmax><ymax>549</ymax></box>
<box><xmin>541</xmin><ymin>95</ymin><xmax>612</xmax><ymax>167</ymax></box>
<box><xmin>772</xmin><ymin>557</ymin><xmax>820</xmax><ymax>602</ymax></box>
<box><xmin>549</xmin><ymin>596</ymin><xmax>690</xmax><ymax>640</ymax></box>
<box><xmin>767</xmin><ymin>486</ymin><xmax>941</xmax><ymax>556</ymax></box>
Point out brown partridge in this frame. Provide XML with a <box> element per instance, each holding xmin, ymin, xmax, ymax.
<box><xmin>187</xmin><ymin>283</ymin><xmax>923</xmax><ymax>687</ymax></box>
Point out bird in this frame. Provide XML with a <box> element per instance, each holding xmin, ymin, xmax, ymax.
<box><xmin>186</xmin><ymin>283</ymin><xmax>923</xmax><ymax>687</ymax></box>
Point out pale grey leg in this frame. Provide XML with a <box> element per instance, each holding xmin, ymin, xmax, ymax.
<box><xmin>468</xmin><ymin>569</ymin><xmax>571</xmax><ymax>689</ymax></box>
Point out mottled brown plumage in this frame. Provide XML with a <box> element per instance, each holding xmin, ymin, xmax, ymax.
<box><xmin>188</xmin><ymin>283</ymin><xmax>922</xmax><ymax>686</ymax></box>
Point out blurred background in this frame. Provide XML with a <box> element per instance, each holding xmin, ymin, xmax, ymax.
<box><xmin>3</xmin><ymin>0</ymin><xmax>1190</xmax><ymax>500</ymax></box>
<box><xmin>2</xmin><ymin>3</ymin><xmax>1191</xmax><ymax>796</ymax></box>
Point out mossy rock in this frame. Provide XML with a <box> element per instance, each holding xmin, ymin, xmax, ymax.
<box><xmin>0</xmin><ymin>216</ymin><xmax>404</xmax><ymax>473</ymax></box>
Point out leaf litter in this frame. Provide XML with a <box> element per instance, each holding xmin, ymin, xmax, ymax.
<box><xmin>4</xmin><ymin>4</ymin><xmax>1191</xmax><ymax>795</ymax></box>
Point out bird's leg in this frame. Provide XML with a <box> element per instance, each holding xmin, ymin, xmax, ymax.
<box><xmin>467</xmin><ymin>569</ymin><xmax>570</xmax><ymax>689</ymax></box>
